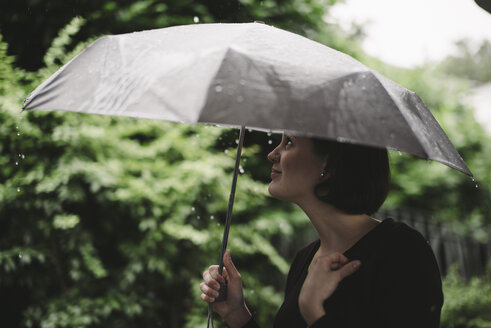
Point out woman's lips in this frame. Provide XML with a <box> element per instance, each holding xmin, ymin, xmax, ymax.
<box><xmin>271</xmin><ymin>169</ymin><xmax>281</xmax><ymax>178</ymax></box>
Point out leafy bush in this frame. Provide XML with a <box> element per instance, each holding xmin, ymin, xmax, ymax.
<box><xmin>441</xmin><ymin>267</ymin><xmax>491</xmax><ymax>328</ymax></box>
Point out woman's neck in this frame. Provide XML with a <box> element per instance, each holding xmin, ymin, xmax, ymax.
<box><xmin>297</xmin><ymin>198</ymin><xmax>380</xmax><ymax>256</ymax></box>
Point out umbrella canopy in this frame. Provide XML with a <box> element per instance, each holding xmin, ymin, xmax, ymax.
<box><xmin>23</xmin><ymin>22</ymin><xmax>471</xmax><ymax>176</ymax></box>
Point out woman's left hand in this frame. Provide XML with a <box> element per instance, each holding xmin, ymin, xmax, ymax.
<box><xmin>299</xmin><ymin>253</ymin><xmax>361</xmax><ymax>325</ymax></box>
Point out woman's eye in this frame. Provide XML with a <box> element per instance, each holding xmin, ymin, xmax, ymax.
<box><xmin>285</xmin><ymin>137</ymin><xmax>293</xmax><ymax>146</ymax></box>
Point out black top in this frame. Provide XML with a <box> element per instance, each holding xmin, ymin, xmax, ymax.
<box><xmin>243</xmin><ymin>218</ymin><xmax>443</xmax><ymax>327</ymax></box>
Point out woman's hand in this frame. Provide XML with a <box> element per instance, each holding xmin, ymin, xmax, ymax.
<box><xmin>299</xmin><ymin>253</ymin><xmax>361</xmax><ymax>325</ymax></box>
<box><xmin>200</xmin><ymin>250</ymin><xmax>252</xmax><ymax>328</ymax></box>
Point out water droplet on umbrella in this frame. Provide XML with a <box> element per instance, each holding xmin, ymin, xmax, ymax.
<box><xmin>193</xmin><ymin>16</ymin><xmax>200</xmax><ymax>23</ymax></box>
<box><xmin>239</xmin><ymin>165</ymin><xmax>244</xmax><ymax>174</ymax></box>
<box><xmin>471</xmin><ymin>177</ymin><xmax>475</xmax><ymax>182</ymax></box>
<box><xmin>237</xmin><ymin>96</ymin><xmax>244</xmax><ymax>103</ymax></box>
<box><xmin>267</xmin><ymin>132</ymin><xmax>272</xmax><ymax>136</ymax></box>
<box><xmin>475</xmin><ymin>184</ymin><xmax>479</xmax><ymax>189</ymax></box>
<box><xmin>268</xmin><ymin>140</ymin><xmax>272</xmax><ymax>144</ymax></box>
<box><xmin>215</xmin><ymin>85</ymin><xmax>223</xmax><ymax>93</ymax></box>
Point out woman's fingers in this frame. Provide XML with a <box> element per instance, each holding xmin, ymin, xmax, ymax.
<box><xmin>200</xmin><ymin>282</ymin><xmax>220</xmax><ymax>298</ymax></box>
<box><xmin>315</xmin><ymin>253</ymin><xmax>361</xmax><ymax>279</ymax></box>
<box><xmin>223</xmin><ymin>250</ymin><xmax>241</xmax><ymax>281</ymax></box>
<box><xmin>337</xmin><ymin>260</ymin><xmax>361</xmax><ymax>279</ymax></box>
<box><xmin>203</xmin><ymin>265</ymin><xmax>225</xmax><ymax>286</ymax></box>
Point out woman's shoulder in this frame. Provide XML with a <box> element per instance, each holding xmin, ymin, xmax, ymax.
<box><xmin>376</xmin><ymin>218</ymin><xmax>438</xmax><ymax>267</ymax></box>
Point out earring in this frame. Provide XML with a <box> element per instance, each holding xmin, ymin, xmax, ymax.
<box><xmin>320</xmin><ymin>172</ymin><xmax>325</xmax><ymax>177</ymax></box>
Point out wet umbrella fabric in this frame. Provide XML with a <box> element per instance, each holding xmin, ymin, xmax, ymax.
<box><xmin>23</xmin><ymin>22</ymin><xmax>471</xmax><ymax>176</ymax></box>
<box><xmin>23</xmin><ymin>22</ymin><xmax>472</xmax><ymax>305</ymax></box>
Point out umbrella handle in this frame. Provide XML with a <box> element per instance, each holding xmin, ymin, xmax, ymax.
<box><xmin>214</xmin><ymin>125</ymin><xmax>246</xmax><ymax>302</ymax></box>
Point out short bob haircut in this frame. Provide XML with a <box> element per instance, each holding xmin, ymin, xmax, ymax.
<box><xmin>312</xmin><ymin>138</ymin><xmax>390</xmax><ymax>216</ymax></box>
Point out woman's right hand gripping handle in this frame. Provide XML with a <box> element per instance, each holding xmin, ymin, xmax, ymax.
<box><xmin>200</xmin><ymin>250</ymin><xmax>252</xmax><ymax>328</ymax></box>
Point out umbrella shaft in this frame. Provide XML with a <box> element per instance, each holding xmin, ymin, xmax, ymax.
<box><xmin>218</xmin><ymin>125</ymin><xmax>246</xmax><ymax>275</ymax></box>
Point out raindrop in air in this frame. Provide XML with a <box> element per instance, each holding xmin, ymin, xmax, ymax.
<box><xmin>472</xmin><ymin>177</ymin><xmax>475</xmax><ymax>182</ymax></box>
<box><xmin>268</xmin><ymin>140</ymin><xmax>272</xmax><ymax>144</ymax></box>
<box><xmin>18</xmin><ymin>252</ymin><xmax>23</xmax><ymax>259</ymax></box>
<box><xmin>193</xmin><ymin>16</ymin><xmax>200</xmax><ymax>23</ymax></box>
<box><xmin>210</xmin><ymin>215</ymin><xmax>215</xmax><ymax>220</ymax></box>
<box><xmin>239</xmin><ymin>165</ymin><xmax>244</xmax><ymax>174</ymax></box>
<box><xmin>17</xmin><ymin>187</ymin><xmax>20</xmax><ymax>192</ymax></box>
<box><xmin>15</xmin><ymin>161</ymin><xmax>19</xmax><ymax>166</ymax></box>
<box><xmin>17</xmin><ymin>132</ymin><xmax>20</xmax><ymax>136</ymax></box>
<box><xmin>191</xmin><ymin>207</ymin><xmax>195</xmax><ymax>212</ymax></box>
<box><xmin>215</xmin><ymin>85</ymin><xmax>223</xmax><ymax>93</ymax></box>
<box><xmin>22</xmin><ymin>155</ymin><xmax>25</xmax><ymax>159</ymax></box>
<box><xmin>235</xmin><ymin>139</ymin><xmax>239</xmax><ymax>145</ymax></box>
<box><xmin>475</xmin><ymin>184</ymin><xmax>479</xmax><ymax>189</ymax></box>
<box><xmin>267</xmin><ymin>132</ymin><xmax>272</xmax><ymax>136</ymax></box>
<box><xmin>197</xmin><ymin>216</ymin><xmax>201</xmax><ymax>220</ymax></box>
<box><xmin>224</xmin><ymin>149</ymin><xmax>229</xmax><ymax>154</ymax></box>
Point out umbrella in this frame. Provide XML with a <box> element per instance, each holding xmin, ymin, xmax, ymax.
<box><xmin>23</xmin><ymin>22</ymin><xmax>472</xmax><ymax>300</ymax></box>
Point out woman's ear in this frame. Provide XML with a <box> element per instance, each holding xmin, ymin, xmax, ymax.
<box><xmin>320</xmin><ymin>157</ymin><xmax>329</xmax><ymax>180</ymax></box>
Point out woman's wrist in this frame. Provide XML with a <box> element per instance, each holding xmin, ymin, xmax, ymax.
<box><xmin>223</xmin><ymin>302</ymin><xmax>252</xmax><ymax>328</ymax></box>
<box><xmin>299</xmin><ymin>300</ymin><xmax>325</xmax><ymax>326</ymax></box>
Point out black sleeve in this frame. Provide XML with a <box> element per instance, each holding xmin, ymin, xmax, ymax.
<box><xmin>374</xmin><ymin>229</ymin><xmax>444</xmax><ymax>327</ymax></box>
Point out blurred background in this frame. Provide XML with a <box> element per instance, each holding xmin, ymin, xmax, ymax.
<box><xmin>1</xmin><ymin>0</ymin><xmax>490</xmax><ymax>327</ymax></box>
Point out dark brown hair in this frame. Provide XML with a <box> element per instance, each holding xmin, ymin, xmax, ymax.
<box><xmin>312</xmin><ymin>139</ymin><xmax>390</xmax><ymax>215</ymax></box>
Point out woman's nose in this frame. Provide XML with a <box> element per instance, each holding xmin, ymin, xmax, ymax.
<box><xmin>268</xmin><ymin>148</ymin><xmax>279</xmax><ymax>163</ymax></box>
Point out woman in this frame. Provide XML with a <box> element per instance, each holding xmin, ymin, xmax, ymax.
<box><xmin>200</xmin><ymin>134</ymin><xmax>443</xmax><ymax>327</ymax></box>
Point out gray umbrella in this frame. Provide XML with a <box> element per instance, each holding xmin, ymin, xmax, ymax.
<box><xmin>23</xmin><ymin>22</ymin><xmax>472</xmax><ymax>301</ymax></box>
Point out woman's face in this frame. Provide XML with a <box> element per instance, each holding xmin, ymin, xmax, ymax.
<box><xmin>267</xmin><ymin>135</ymin><xmax>327</xmax><ymax>203</ymax></box>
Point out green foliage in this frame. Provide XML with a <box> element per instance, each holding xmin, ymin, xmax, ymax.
<box><xmin>0</xmin><ymin>19</ymin><xmax>316</xmax><ymax>326</ymax></box>
<box><xmin>1</xmin><ymin>1</ymin><xmax>491</xmax><ymax>326</ymax></box>
<box><xmin>437</xmin><ymin>40</ymin><xmax>491</xmax><ymax>84</ymax></box>
<box><xmin>441</xmin><ymin>267</ymin><xmax>491</xmax><ymax>328</ymax></box>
